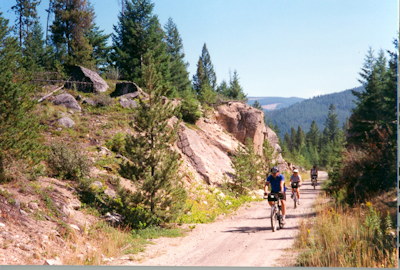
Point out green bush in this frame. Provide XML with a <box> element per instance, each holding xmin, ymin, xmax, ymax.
<box><xmin>179</xmin><ymin>90</ymin><xmax>202</xmax><ymax>124</ymax></box>
<box><xmin>92</xmin><ymin>94</ymin><xmax>114</xmax><ymax>107</ymax></box>
<box><xmin>48</xmin><ymin>143</ymin><xmax>91</xmax><ymax>180</ymax></box>
<box><xmin>105</xmin><ymin>133</ymin><xmax>126</xmax><ymax>154</ymax></box>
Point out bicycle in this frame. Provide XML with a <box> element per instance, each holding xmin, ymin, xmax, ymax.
<box><xmin>311</xmin><ymin>175</ymin><xmax>317</xmax><ymax>190</ymax></box>
<box><xmin>267</xmin><ymin>192</ymin><xmax>284</xmax><ymax>232</ymax></box>
<box><xmin>291</xmin><ymin>182</ymin><xmax>299</xmax><ymax>209</ymax></box>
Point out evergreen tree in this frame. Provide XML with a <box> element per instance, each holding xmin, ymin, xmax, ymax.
<box><xmin>120</xmin><ymin>53</ymin><xmax>186</xmax><ymax>225</ymax></box>
<box><xmin>193</xmin><ymin>43</ymin><xmax>217</xmax><ymax>102</ymax></box>
<box><xmin>164</xmin><ymin>18</ymin><xmax>191</xmax><ymax>95</ymax></box>
<box><xmin>226</xmin><ymin>70</ymin><xmax>246</xmax><ymax>100</ymax></box>
<box><xmin>113</xmin><ymin>0</ymin><xmax>170</xmax><ymax>88</ymax></box>
<box><xmin>11</xmin><ymin>0</ymin><xmax>41</xmax><ymax>48</ymax></box>
<box><xmin>290</xmin><ymin>127</ymin><xmax>297</xmax><ymax>151</ymax></box>
<box><xmin>22</xmin><ymin>20</ymin><xmax>46</xmax><ymax>71</ymax></box>
<box><xmin>320</xmin><ymin>104</ymin><xmax>344</xmax><ymax>168</ymax></box>
<box><xmin>179</xmin><ymin>88</ymin><xmax>202</xmax><ymax>124</ymax></box>
<box><xmin>87</xmin><ymin>24</ymin><xmax>111</xmax><ymax>71</ymax></box>
<box><xmin>51</xmin><ymin>0</ymin><xmax>94</xmax><ymax>67</ymax></box>
<box><xmin>306</xmin><ymin>121</ymin><xmax>320</xmax><ymax>147</ymax></box>
<box><xmin>230</xmin><ymin>139</ymin><xmax>262</xmax><ymax>196</ymax></box>
<box><xmin>217</xmin><ymin>80</ymin><xmax>229</xmax><ymax>96</ymax></box>
<box><xmin>296</xmin><ymin>126</ymin><xmax>306</xmax><ymax>150</ymax></box>
<box><xmin>252</xmin><ymin>100</ymin><xmax>263</xmax><ymax>110</ymax></box>
<box><xmin>0</xmin><ymin>13</ymin><xmax>40</xmax><ymax>181</ymax></box>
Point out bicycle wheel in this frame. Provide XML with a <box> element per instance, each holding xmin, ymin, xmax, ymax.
<box><xmin>278</xmin><ymin>208</ymin><xmax>284</xmax><ymax>229</ymax></box>
<box><xmin>271</xmin><ymin>206</ymin><xmax>278</xmax><ymax>232</ymax></box>
<box><xmin>313</xmin><ymin>181</ymin><xmax>316</xmax><ymax>190</ymax></box>
<box><xmin>293</xmin><ymin>193</ymin><xmax>297</xmax><ymax>209</ymax></box>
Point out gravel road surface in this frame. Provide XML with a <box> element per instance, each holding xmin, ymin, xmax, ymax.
<box><xmin>113</xmin><ymin>172</ymin><xmax>327</xmax><ymax>267</ymax></box>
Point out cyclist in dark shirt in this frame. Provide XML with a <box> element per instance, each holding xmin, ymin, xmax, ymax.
<box><xmin>264</xmin><ymin>166</ymin><xmax>286</xmax><ymax>223</ymax></box>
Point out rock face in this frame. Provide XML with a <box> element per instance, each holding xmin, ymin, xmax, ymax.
<box><xmin>53</xmin><ymin>94</ymin><xmax>81</xmax><ymax>111</ymax></box>
<box><xmin>66</xmin><ymin>66</ymin><xmax>109</xmax><ymax>93</ymax></box>
<box><xmin>176</xmin><ymin>102</ymin><xmax>288</xmax><ymax>185</ymax></box>
<box><xmin>176</xmin><ymin>119</ymin><xmax>240</xmax><ymax>185</ymax></box>
<box><xmin>216</xmin><ymin>102</ymin><xmax>266</xmax><ymax>155</ymax></box>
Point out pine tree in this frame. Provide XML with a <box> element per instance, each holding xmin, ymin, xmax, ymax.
<box><xmin>306</xmin><ymin>121</ymin><xmax>320</xmax><ymax>147</ymax></box>
<box><xmin>193</xmin><ymin>43</ymin><xmax>217</xmax><ymax>102</ymax></box>
<box><xmin>217</xmin><ymin>80</ymin><xmax>229</xmax><ymax>96</ymax></box>
<box><xmin>231</xmin><ymin>139</ymin><xmax>262</xmax><ymax>196</ymax></box>
<box><xmin>22</xmin><ymin>20</ymin><xmax>46</xmax><ymax>72</ymax></box>
<box><xmin>290</xmin><ymin>127</ymin><xmax>297</xmax><ymax>151</ymax></box>
<box><xmin>51</xmin><ymin>0</ymin><xmax>94</xmax><ymax>67</ymax></box>
<box><xmin>11</xmin><ymin>0</ymin><xmax>41</xmax><ymax>48</ymax></box>
<box><xmin>120</xmin><ymin>53</ymin><xmax>186</xmax><ymax>225</ymax></box>
<box><xmin>226</xmin><ymin>70</ymin><xmax>246</xmax><ymax>100</ymax></box>
<box><xmin>252</xmin><ymin>100</ymin><xmax>263</xmax><ymax>110</ymax></box>
<box><xmin>112</xmin><ymin>0</ymin><xmax>170</xmax><ymax>87</ymax></box>
<box><xmin>296</xmin><ymin>126</ymin><xmax>306</xmax><ymax>150</ymax></box>
<box><xmin>164</xmin><ymin>18</ymin><xmax>191</xmax><ymax>95</ymax></box>
<box><xmin>0</xmin><ymin>13</ymin><xmax>40</xmax><ymax>181</ymax></box>
<box><xmin>87</xmin><ymin>24</ymin><xmax>111</xmax><ymax>71</ymax></box>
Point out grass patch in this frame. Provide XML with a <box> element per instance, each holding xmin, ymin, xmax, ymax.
<box><xmin>62</xmin><ymin>221</ymin><xmax>184</xmax><ymax>265</ymax></box>
<box><xmin>295</xmin><ymin>195</ymin><xmax>397</xmax><ymax>268</ymax></box>
<box><xmin>178</xmin><ymin>184</ymin><xmax>258</xmax><ymax>224</ymax></box>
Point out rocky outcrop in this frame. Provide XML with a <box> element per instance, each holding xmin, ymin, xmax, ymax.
<box><xmin>176</xmin><ymin>102</ymin><xmax>288</xmax><ymax>184</ymax></box>
<box><xmin>215</xmin><ymin>102</ymin><xmax>267</xmax><ymax>154</ymax></box>
<box><xmin>176</xmin><ymin>118</ymin><xmax>240</xmax><ymax>185</ymax></box>
<box><xmin>66</xmin><ymin>66</ymin><xmax>109</xmax><ymax>93</ymax></box>
<box><xmin>53</xmin><ymin>94</ymin><xmax>81</xmax><ymax>111</ymax></box>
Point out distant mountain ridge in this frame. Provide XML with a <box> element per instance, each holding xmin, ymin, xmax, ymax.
<box><xmin>247</xmin><ymin>96</ymin><xmax>304</xmax><ymax>111</ymax></box>
<box><xmin>263</xmin><ymin>86</ymin><xmax>364</xmax><ymax>138</ymax></box>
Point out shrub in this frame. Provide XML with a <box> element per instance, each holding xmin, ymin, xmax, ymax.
<box><xmin>92</xmin><ymin>94</ymin><xmax>114</xmax><ymax>107</ymax></box>
<box><xmin>179</xmin><ymin>90</ymin><xmax>202</xmax><ymax>124</ymax></box>
<box><xmin>48</xmin><ymin>143</ymin><xmax>91</xmax><ymax>180</ymax></box>
<box><xmin>105</xmin><ymin>133</ymin><xmax>126</xmax><ymax>154</ymax></box>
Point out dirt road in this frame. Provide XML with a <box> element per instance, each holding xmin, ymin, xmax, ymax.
<box><xmin>114</xmin><ymin>172</ymin><xmax>327</xmax><ymax>267</ymax></box>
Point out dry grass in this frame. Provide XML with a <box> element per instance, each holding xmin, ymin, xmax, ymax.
<box><xmin>61</xmin><ymin>221</ymin><xmax>148</xmax><ymax>265</ymax></box>
<box><xmin>295</xmin><ymin>195</ymin><xmax>397</xmax><ymax>268</ymax></box>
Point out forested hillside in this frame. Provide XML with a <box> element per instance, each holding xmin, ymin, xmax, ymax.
<box><xmin>265</xmin><ymin>86</ymin><xmax>364</xmax><ymax>137</ymax></box>
<box><xmin>247</xmin><ymin>96</ymin><xmax>304</xmax><ymax>111</ymax></box>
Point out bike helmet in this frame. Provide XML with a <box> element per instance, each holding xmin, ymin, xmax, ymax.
<box><xmin>293</xmin><ymin>169</ymin><xmax>299</xmax><ymax>173</ymax></box>
<box><xmin>271</xmin><ymin>166</ymin><xmax>279</xmax><ymax>173</ymax></box>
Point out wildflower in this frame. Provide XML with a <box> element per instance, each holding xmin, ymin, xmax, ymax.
<box><xmin>307</xmin><ymin>229</ymin><xmax>310</xmax><ymax>234</ymax></box>
<box><xmin>365</xmin><ymin>201</ymin><xmax>372</xmax><ymax>207</ymax></box>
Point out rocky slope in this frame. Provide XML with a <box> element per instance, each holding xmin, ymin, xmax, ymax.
<box><xmin>0</xmin><ymin>67</ymin><xmax>287</xmax><ymax>265</ymax></box>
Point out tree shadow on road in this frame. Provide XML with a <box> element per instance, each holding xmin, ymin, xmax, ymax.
<box><xmin>222</xmin><ymin>226</ymin><xmax>269</xmax><ymax>233</ymax></box>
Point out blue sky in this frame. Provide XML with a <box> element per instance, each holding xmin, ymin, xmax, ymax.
<box><xmin>0</xmin><ymin>0</ymin><xmax>397</xmax><ymax>98</ymax></box>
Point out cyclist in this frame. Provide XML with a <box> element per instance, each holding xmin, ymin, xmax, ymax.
<box><xmin>310</xmin><ymin>165</ymin><xmax>318</xmax><ymax>182</ymax></box>
<box><xmin>264</xmin><ymin>166</ymin><xmax>286</xmax><ymax>223</ymax></box>
<box><xmin>290</xmin><ymin>169</ymin><xmax>302</xmax><ymax>204</ymax></box>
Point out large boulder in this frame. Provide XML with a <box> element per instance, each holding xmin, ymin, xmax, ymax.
<box><xmin>216</xmin><ymin>102</ymin><xmax>266</xmax><ymax>155</ymax></box>
<box><xmin>53</xmin><ymin>93</ymin><xmax>81</xmax><ymax>111</ymax></box>
<box><xmin>58</xmin><ymin>117</ymin><xmax>75</xmax><ymax>128</ymax></box>
<box><xmin>111</xmin><ymin>82</ymin><xmax>140</xmax><ymax>97</ymax></box>
<box><xmin>119</xmin><ymin>97</ymin><xmax>137</xmax><ymax>109</ymax></box>
<box><xmin>66</xmin><ymin>66</ymin><xmax>109</xmax><ymax>93</ymax></box>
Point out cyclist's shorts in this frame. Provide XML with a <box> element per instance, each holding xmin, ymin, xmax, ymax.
<box><xmin>291</xmin><ymin>182</ymin><xmax>300</xmax><ymax>188</ymax></box>
<box><xmin>268</xmin><ymin>192</ymin><xmax>286</xmax><ymax>201</ymax></box>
